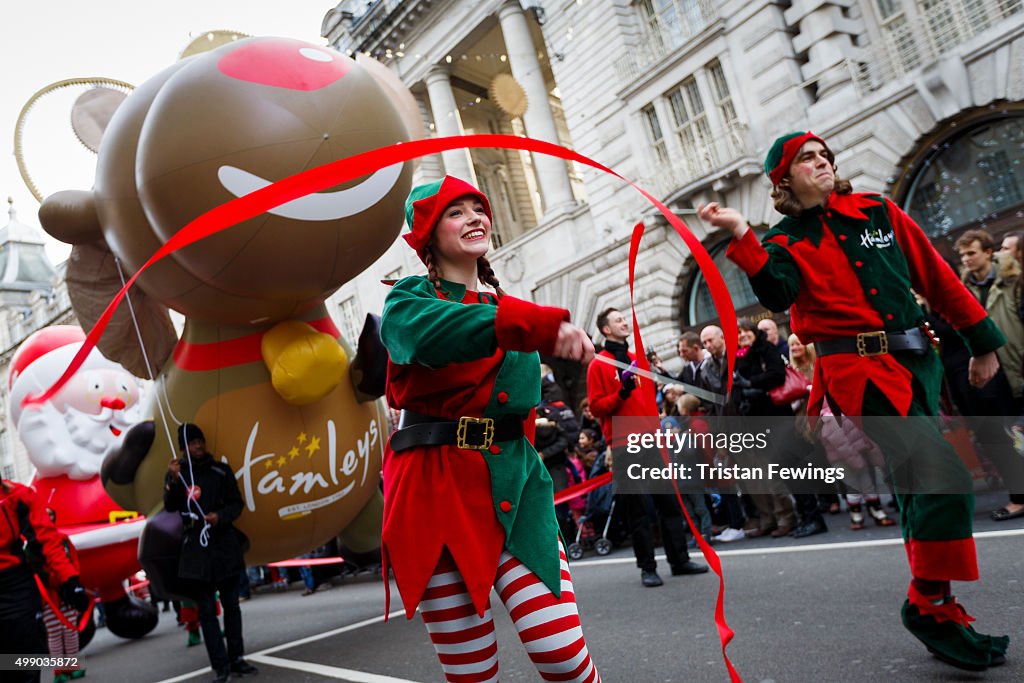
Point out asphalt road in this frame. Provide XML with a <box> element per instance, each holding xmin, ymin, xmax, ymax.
<box><xmin>73</xmin><ymin>491</ymin><xmax>1023</xmax><ymax>682</ymax></box>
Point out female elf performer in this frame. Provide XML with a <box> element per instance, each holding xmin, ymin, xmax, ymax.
<box><xmin>380</xmin><ymin>176</ymin><xmax>600</xmax><ymax>683</ymax></box>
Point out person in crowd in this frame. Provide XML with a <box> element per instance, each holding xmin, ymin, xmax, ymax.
<box><xmin>697</xmin><ymin>325</ymin><xmax>729</xmax><ymax>404</ymax></box>
<box><xmin>955</xmin><ymin>229</ymin><xmax>1024</xmax><ymax>521</ymax></box>
<box><xmin>1000</xmin><ymin>230</ymin><xmax>1022</xmax><ymax>263</ymax></box>
<box><xmin>729</xmin><ymin>319</ymin><xmax>802</xmax><ymax>539</ymax></box>
<box><xmin>41</xmin><ymin>509</ymin><xmax>85</xmax><ymax>683</ymax></box>
<box><xmin>817</xmin><ymin>403</ymin><xmax>897</xmax><ymax>529</ymax></box>
<box><xmin>1</xmin><ymin>480</ymin><xmax>88</xmax><ymax>683</ymax></box>
<box><xmin>701</xmin><ymin>130</ymin><xmax>1009</xmax><ymax>670</ymax></box>
<box><xmin>536</xmin><ymin>366</ymin><xmax>582</xmax><ymax>538</ymax></box>
<box><xmin>696</xmin><ymin>325</ymin><xmax>747</xmax><ymax>540</ymax></box>
<box><xmin>577</xmin><ymin>397</ymin><xmax>604</xmax><ymax>444</ymax></box>
<box><xmin>675</xmin><ymin>394</ymin><xmax>715</xmax><ymax>544</ymax></box>
<box><xmin>676</xmin><ymin>331</ymin><xmax>706</xmax><ymax>387</ymax></box>
<box><xmin>588</xmin><ymin>307</ymin><xmax>709</xmax><ymax>585</ymax></box>
<box><xmin>575</xmin><ymin>428</ymin><xmax>603</xmax><ymax>473</ymax></box>
<box><xmin>789</xmin><ymin>335</ymin><xmax>843</xmax><ymax>515</ymax></box>
<box><xmin>165</xmin><ymin>423</ymin><xmax>258</xmax><ymax>683</ymax></box>
<box><xmin>380</xmin><ymin>175</ymin><xmax>601</xmax><ymax>682</ymax></box>
<box><xmin>661</xmin><ymin>384</ymin><xmax>684</xmax><ymax>417</ymax></box>
<box><xmin>758</xmin><ymin>318</ymin><xmax>790</xmax><ymax>358</ymax></box>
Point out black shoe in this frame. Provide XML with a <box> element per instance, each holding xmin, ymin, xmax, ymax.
<box><xmin>212</xmin><ymin>669</ymin><xmax>231</xmax><ymax>683</ymax></box>
<box><xmin>641</xmin><ymin>569</ymin><xmax>663</xmax><ymax>587</ymax></box>
<box><xmin>791</xmin><ymin>519</ymin><xmax>828</xmax><ymax>538</ymax></box>
<box><xmin>230</xmin><ymin>659</ymin><xmax>258</xmax><ymax>676</ymax></box>
<box><xmin>671</xmin><ymin>561</ymin><xmax>709</xmax><ymax>576</ymax></box>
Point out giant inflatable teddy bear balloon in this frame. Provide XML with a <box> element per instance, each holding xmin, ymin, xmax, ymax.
<box><xmin>8</xmin><ymin>326</ymin><xmax>158</xmax><ymax>639</ymax></box>
<box><xmin>37</xmin><ymin>37</ymin><xmax>412</xmax><ymax>596</ymax></box>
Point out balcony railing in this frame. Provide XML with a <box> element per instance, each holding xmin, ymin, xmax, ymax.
<box><xmin>638</xmin><ymin>119</ymin><xmax>748</xmax><ymax>198</ymax></box>
<box><xmin>617</xmin><ymin>0</ymin><xmax>720</xmax><ymax>85</ymax></box>
<box><xmin>849</xmin><ymin>0</ymin><xmax>1023</xmax><ymax>95</ymax></box>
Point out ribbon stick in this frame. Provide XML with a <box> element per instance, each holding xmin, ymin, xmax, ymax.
<box><xmin>24</xmin><ymin>132</ymin><xmax>741</xmax><ymax>680</ymax></box>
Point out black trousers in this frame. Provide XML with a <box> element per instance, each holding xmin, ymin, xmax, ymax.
<box><xmin>619</xmin><ymin>494</ymin><xmax>691</xmax><ymax>571</ymax></box>
<box><xmin>186</xmin><ymin>575</ymin><xmax>243</xmax><ymax>672</ymax></box>
<box><xmin>0</xmin><ymin>601</ymin><xmax>46</xmax><ymax>683</ymax></box>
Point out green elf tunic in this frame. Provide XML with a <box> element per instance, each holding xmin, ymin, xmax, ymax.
<box><xmin>380</xmin><ymin>275</ymin><xmax>569</xmax><ymax>619</ymax></box>
<box><xmin>728</xmin><ymin>191</ymin><xmax>1005</xmax><ymax>582</ymax></box>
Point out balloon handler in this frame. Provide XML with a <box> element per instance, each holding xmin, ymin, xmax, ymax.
<box><xmin>380</xmin><ymin>176</ymin><xmax>602</xmax><ymax>682</ymax></box>
<box><xmin>699</xmin><ymin>131</ymin><xmax>1009</xmax><ymax>671</ymax></box>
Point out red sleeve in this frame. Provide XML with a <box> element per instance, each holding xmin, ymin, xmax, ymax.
<box><xmin>726</xmin><ymin>228</ymin><xmax>770</xmax><ymax>276</ymax></box>
<box><xmin>586</xmin><ymin>355</ymin><xmax>623</xmax><ymax>420</ymax></box>
<box><xmin>886</xmin><ymin>200</ymin><xmax>986</xmax><ymax>330</ymax></box>
<box><xmin>494</xmin><ymin>295</ymin><xmax>570</xmax><ymax>355</ymax></box>
<box><xmin>16</xmin><ymin>485</ymin><xmax>79</xmax><ymax>584</ymax></box>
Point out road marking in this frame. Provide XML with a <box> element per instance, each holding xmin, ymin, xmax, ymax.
<box><xmin>568</xmin><ymin>527</ymin><xmax>1024</xmax><ymax>567</ymax></box>
<box><xmin>153</xmin><ymin>529</ymin><xmax>1024</xmax><ymax>681</ymax></box>
<box><xmin>247</xmin><ymin>654</ymin><xmax>419</xmax><ymax>682</ymax></box>
<box><xmin>154</xmin><ymin>610</ymin><xmax>405</xmax><ymax>682</ymax></box>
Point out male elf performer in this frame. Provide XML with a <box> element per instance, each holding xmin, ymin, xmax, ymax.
<box><xmin>698</xmin><ymin>131</ymin><xmax>1009</xmax><ymax>671</ymax></box>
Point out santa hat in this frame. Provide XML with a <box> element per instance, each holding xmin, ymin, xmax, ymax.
<box><xmin>402</xmin><ymin>176</ymin><xmax>492</xmax><ymax>264</ymax></box>
<box><xmin>7</xmin><ymin>326</ymin><xmax>108</xmax><ymax>425</ymax></box>
<box><xmin>764</xmin><ymin>131</ymin><xmax>830</xmax><ymax>186</ymax></box>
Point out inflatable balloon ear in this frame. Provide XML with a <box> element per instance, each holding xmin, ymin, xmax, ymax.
<box><xmin>8</xmin><ymin>325</ymin><xmax>158</xmax><ymax>640</ymax></box>
<box><xmin>38</xmin><ymin>37</ymin><xmax>415</xmax><ymax>572</ymax></box>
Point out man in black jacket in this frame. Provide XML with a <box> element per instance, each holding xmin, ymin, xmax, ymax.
<box><xmin>165</xmin><ymin>424</ymin><xmax>257</xmax><ymax>683</ymax></box>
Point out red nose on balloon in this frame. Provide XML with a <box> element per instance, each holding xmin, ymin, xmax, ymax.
<box><xmin>101</xmin><ymin>396</ymin><xmax>127</xmax><ymax>410</ymax></box>
<box><xmin>217</xmin><ymin>38</ymin><xmax>351</xmax><ymax>91</ymax></box>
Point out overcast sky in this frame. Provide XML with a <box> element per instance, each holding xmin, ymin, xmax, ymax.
<box><xmin>2</xmin><ymin>1</ymin><xmax>336</xmax><ymax>263</ymax></box>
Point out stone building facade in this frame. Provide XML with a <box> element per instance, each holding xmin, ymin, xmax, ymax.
<box><xmin>0</xmin><ymin>200</ymin><xmax>74</xmax><ymax>483</ymax></box>
<box><xmin>320</xmin><ymin>0</ymin><xmax>1024</xmax><ymax>374</ymax></box>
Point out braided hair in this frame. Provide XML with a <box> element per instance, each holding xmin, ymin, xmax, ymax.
<box><xmin>423</xmin><ymin>245</ymin><xmax>506</xmax><ymax>298</ymax></box>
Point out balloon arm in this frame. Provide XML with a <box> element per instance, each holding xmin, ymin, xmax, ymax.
<box><xmin>350</xmin><ymin>314</ymin><xmax>388</xmax><ymax>402</ymax></box>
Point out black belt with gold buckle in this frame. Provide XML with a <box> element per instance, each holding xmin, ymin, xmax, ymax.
<box><xmin>815</xmin><ymin>327</ymin><xmax>931</xmax><ymax>358</ymax></box>
<box><xmin>389</xmin><ymin>411</ymin><xmax>524</xmax><ymax>452</ymax></box>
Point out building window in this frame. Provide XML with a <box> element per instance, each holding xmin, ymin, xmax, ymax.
<box><xmin>684</xmin><ymin>240</ymin><xmax>761</xmax><ymax>326</ymax></box>
<box><xmin>668</xmin><ymin>76</ymin><xmax>715</xmax><ymax>175</ymax></box>
<box><xmin>641</xmin><ymin>105</ymin><xmax>669</xmax><ymax>165</ymax></box>
<box><xmin>2</xmin><ymin>464</ymin><xmax>14</xmax><ymax>481</ymax></box>
<box><xmin>636</xmin><ymin>0</ymin><xmax>713</xmax><ymax>50</ymax></box>
<box><xmin>873</xmin><ymin>0</ymin><xmax>1023</xmax><ymax>78</ymax></box>
<box><xmin>385</xmin><ymin>268</ymin><xmax>404</xmax><ymax>282</ymax></box>
<box><xmin>337</xmin><ymin>297</ymin><xmax>363</xmax><ymax>349</ymax></box>
<box><xmin>903</xmin><ymin>116</ymin><xmax>1024</xmax><ymax>240</ymax></box>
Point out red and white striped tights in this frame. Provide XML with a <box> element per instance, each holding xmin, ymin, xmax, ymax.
<box><xmin>419</xmin><ymin>547</ymin><xmax>600</xmax><ymax>683</ymax></box>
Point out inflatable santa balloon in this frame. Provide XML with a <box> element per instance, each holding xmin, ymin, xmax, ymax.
<box><xmin>36</xmin><ymin>36</ymin><xmax>411</xmax><ymax>596</ymax></box>
<box><xmin>8</xmin><ymin>325</ymin><xmax>158</xmax><ymax>639</ymax></box>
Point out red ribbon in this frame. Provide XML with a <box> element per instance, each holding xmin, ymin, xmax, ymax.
<box><xmin>34</xmin><ymin>575</ymin><xmax>94</xmax><ymax>633</ymax></box>
<box><xmin>267</xmin><ymin>556</ymin><xmax>348</xmax><ymax>568</ymax></box>
<box><xmin>23</xmin><ymin>132</ymin><xmax>741</xmax><ymax>679</ymax></box>
<box><xmin>552</xmin><ymin>471</ymin><xmax>612</xmax><ymax>506</ymax></box>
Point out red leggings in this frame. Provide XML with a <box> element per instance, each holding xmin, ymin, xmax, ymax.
<box><xmin>420</xmin><ymin>547</ymin><xmax>600</xmax><ymax>682</ymax></box>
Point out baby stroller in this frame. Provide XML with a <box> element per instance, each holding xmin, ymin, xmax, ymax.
<box><xmin>566</xmin><ymin>499</ymin><xmax>617</xmax><ymax>560</ymax></box>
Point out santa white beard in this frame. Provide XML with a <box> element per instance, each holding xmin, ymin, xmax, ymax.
<box><xmin>18</xmin><ymin>402</ymin><xmax>142</xmax><ymax>480</ymax></box>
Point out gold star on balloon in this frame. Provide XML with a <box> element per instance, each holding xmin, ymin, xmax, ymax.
<box><xmin>264</xmin><ymin>459</ymin><xmax>274</xmax><ymax>470</ymax></box>
<box><xmin>297</xmin><ymin>432</ymin><xmax>308</xmax><ymax>444</ymax></box>
<box><xmin>277</xmin><ymin>455</ymin><xmax>287</xmax><ymax>468</ymax></box>
<box><xmin>305</xmin><ymin>435</ymin><xmax>321</xmax><ymax>457</ymax></box>
<box><xmin>288</xmin><ymin>446</ymin><xmax>300</xmax><ymax>460</ymax></box>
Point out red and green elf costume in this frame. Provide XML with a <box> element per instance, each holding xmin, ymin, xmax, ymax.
<box><xmin>727</xmin><ymin>132</ymin><xmax>1009</xmax><ymax>670</ymax></box>
<box><xmin>380</xmin><ymin>176</ymin><xmax>571</xmax><ymax>618</ymax></box>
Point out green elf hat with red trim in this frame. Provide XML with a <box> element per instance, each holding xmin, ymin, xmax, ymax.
<box><xmin>765</xmin><ymin>131</ymin><xmax>828</xmax><ymax>186</ymax></box>
<box><xmin>403</xmin><ymin>175</ymin><xmax>492</xmax><ymax>264</ymax></box>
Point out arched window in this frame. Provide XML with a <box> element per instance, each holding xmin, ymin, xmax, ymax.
<box><xmin>904</xmin><ymin>116</ymin><xmax>1024</xmax><ymax>239</ymax></box>
<box><xmin>683</xmin><ymin>239</ymin><xmax>761</xmax><ymax>326</ymax></box>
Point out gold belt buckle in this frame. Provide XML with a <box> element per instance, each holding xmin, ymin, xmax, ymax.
<box><xmin>457</xmin><ymin>416</ymin><xmax>495</xmax><ymax>450</ymax></box>
<box><xmin>856</xmin><ymin>331</ymin><xmax>888</xmax><ymax>357</ymax></box>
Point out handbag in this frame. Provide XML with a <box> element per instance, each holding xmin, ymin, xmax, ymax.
<box><xmin>768</xmin><ymin>365</ymin><xmax>810</xmax><ymax>406</ymax></box>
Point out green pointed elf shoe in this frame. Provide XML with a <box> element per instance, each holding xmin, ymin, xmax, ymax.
<box><xmin>901</xmin><ymin>596</ymin><xmax>1008</xmax><ymax>671</ymax></box>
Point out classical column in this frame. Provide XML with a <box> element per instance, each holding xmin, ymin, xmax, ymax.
<box><xmin>497</xmin><ymin>0</ymin><xmax>575</xmax><ymax>212</ymax></box>
<box><xmin>424</xmin><ymin>66</ymin><xmax>476</xmax><ymax>183</ymax></box>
